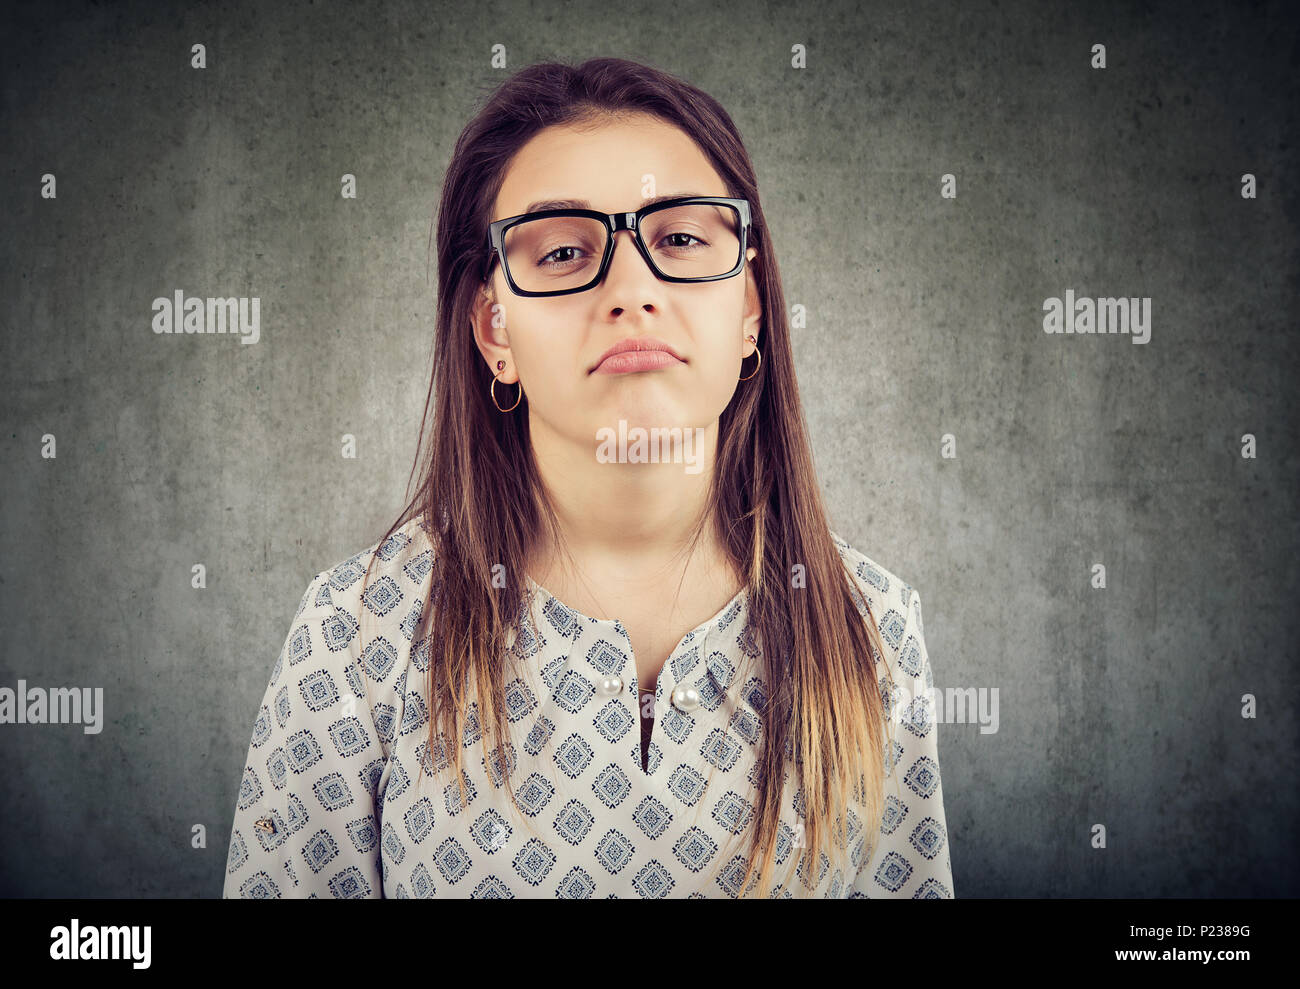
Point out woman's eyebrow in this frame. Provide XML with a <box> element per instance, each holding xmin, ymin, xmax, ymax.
<box><xmin>522</xmin><ymin>192</ymin><xmax>711</xmax><ymax>213</ymax></box>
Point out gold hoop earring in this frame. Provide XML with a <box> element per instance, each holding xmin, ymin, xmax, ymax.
<box><xmin>738</xmin><ymin>335</ymin><xmax>761</xmax><ymax>381</ymax></box>
<box><xmin>491</xmin><ymin>359</ymin><xmax>522</xmax><ymax>412</ymax></box>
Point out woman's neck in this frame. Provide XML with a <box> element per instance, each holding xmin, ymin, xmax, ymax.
<box><xmin>523</xmin><ymin>412</ymin><xmax>736</xmax><ymax>607</ymax></box>
<box><xmin>528</xmin><ymin>413</ymin><xmax>720</xmax><ymax>567</ymax></box>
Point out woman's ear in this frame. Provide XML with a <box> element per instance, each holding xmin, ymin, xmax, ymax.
<box><xmin>470</xmin><ymin>282</ymin><xmax>496</xmax><ymax>342</ymax></box>
<box><xmin>471</xmin><ymin>282</ymin><xmax>517</xmax><ymax>381</ymax></box>
<box><xmin>742</xmin><ymin>247</ymin><xmax>762</xmax><ymax>343</ymax></box>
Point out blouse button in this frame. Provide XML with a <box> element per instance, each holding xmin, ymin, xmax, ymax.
<box><xmin>671</xmin><ymin>684</ymin><xmax>701</xmax><ymax>712</ymax></box>
<box><xmin>598</xmin><ymin>675</ymin><xmax>624</xmax><ymax>697</ymax></box>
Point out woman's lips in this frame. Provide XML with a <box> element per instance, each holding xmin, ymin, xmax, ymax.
<box><xmin>591</xmin><ymin>350</ymin><xmax>686</xmax><ymax>374</ymax></box>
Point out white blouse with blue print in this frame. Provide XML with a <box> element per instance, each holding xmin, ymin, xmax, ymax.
<box><xmin>222</xmin><ymin>515</ymin><xmax>954</xmax><ymax>898</ymax></box>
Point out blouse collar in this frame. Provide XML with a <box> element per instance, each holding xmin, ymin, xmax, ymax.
<box><xmin>513</xmin><ymin>575</ymin><xmax>754</xmax><ymax>699</ymax></box>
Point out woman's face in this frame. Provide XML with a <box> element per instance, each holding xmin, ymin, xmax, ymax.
<box><xmin>472</xmin><ymin>113</ymin><xmax>762</xmax><ymax>458</ymax></box>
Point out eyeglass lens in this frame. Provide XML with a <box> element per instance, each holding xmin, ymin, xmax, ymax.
<box><xmin>503</xmin><ymin>203</ymin><xmax>741</xmax><ymax>293</ymax></box>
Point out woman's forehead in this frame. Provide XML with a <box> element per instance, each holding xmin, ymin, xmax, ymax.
<box><xmin>492</xmin><ymin>119</ymin><xmax>725</xmax><ymax>220</ymax></box>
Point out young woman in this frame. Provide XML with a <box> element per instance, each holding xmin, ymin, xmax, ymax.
<box><xmin>223</xmin><ymin>57</ymin><xmax>953</xmax><ymax>899</ymax></box>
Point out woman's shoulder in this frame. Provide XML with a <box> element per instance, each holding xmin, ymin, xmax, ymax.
<box><xmin>828</xmin><ymin>527</ymin><xmax>921</xmax><ymax>655</ymax></box>
<box><xmin>299</xmin><ymin>514</ymin><xmax>438</xmax><ymax>640</ymax></box>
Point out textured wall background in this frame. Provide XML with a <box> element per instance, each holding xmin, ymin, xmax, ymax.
<box><xmin>1</xmin><ymin>0</ymin><xmax>1296</xmax><ymax>897</ymax></box>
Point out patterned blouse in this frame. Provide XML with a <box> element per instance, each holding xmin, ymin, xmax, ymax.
<box><xmin>222</xmin><ymin>516</ymin><xmax>954</xmax><ymax>898</ymax></box>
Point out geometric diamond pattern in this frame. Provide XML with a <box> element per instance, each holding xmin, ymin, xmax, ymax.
<box><xmin>224</xmin><ymin>518</ymin><xmax>953</xmax><ymax>899</ymax></box>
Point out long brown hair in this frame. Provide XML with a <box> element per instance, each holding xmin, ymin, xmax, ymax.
<box><xmin>357</xmin><ymin>56</ymin><xmax>896</xmax><ymax>897</ymax></box>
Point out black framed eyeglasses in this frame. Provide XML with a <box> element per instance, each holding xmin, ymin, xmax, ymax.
<box><xmin>485</xmin><ymin>196</ymin><xmax>752</xmax><ymax>297</ymax></box>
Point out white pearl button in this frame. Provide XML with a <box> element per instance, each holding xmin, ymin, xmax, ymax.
<box><xmin>598</xmin><ymin>675</ymin><xmax>624</xmax><ymax>696</ymax></box>
<box><xmin>671</xmin><ymin>684</ymin><xmax>701</xmax><ymax>712</ymax></box>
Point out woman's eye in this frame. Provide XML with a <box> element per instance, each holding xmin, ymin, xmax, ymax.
<box><xmin>662</xmin><ymin>232</ymin><xmax>705</xmax><ymax>249</ymax></box>
<box><xmin>539</xmin><ymin>246</ymin><xmax>585</xmax><ymax>266</ymax></box>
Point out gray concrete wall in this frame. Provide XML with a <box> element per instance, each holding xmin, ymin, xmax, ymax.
<box><xmin>1</xmin><ymin>0</ymin><xmax>1296</xmax><ymax>896</ymax></box>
